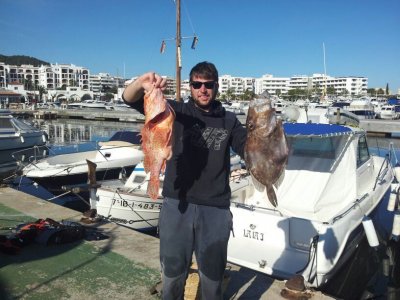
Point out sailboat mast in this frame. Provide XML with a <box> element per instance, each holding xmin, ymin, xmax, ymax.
<box><xmin>176</xmin><ymin>0</ymin><xmax>182</xmax><ymax>101</ymax></box>
<box><xmin>323</xmin><ymin>42</ymin><xmax>327</xmax><ymax>99</ymax></box>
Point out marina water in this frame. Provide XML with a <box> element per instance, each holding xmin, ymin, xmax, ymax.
<box><xmin>3</xmin><ymin>118</ymin><xmax>400</xmax><ymax>299</ymax></box>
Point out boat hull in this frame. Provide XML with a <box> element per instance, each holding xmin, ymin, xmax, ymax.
<box><xmin>227</xmin><ymin>154</ymin><xmax>394</xmax><ymax>288</ymax></box>
<box><xmin>0</xmin><ymin>131</ymin><xmax>47</xmax><ymax>151</ymax></box>
<box><xmin>22</xmin><ymin>145</ymin><xmax>143</xmax><ymax>195</ymax></box>
<box><xmin>27</xmin><ymin>165</ymin><xmax>136</xmax><ymax>194</ymax></box>
<box><xmin>95</xmin><ymin>187</ymin><xmax>162</xmax><ymax>230</ymax></box>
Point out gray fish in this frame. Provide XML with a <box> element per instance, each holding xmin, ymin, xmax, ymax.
<box><xmin>244</xmin><ymin>98</ymin><xmax>289</xmax><ymax>207</ymax></box>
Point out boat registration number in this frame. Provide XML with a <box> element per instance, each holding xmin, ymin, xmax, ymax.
<box><xmin>243</xmin><ymin>229</ymin><xmax>264</xmax><ymax>241</ymax></box>
<box><xmin>112</xmin><ymin>199</ymin><xmax>162</xmax><ymax>210</ymax></box>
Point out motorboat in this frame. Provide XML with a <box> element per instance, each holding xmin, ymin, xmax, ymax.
<box><xmin>66</xmin><ymin>100</ymin><xmax>109</xmax><ymax>110</ymax></box>
<box><xmin>281</xmin><ymin>104</ymin><xmax>360</xmax><ymax>127</ymax></box>
<box><xmin>106</xmin><ymin>99</ymin><xmax>131</xmax><ymax>111</ymax></box>
<box><xmin>92</xmin><ymin>161</ymin><xmax>163</xmax><ymax>230</ymax></box>
<box><xmin>227</xmin><ymin>121</ymin><xmax>396</xmax><ymax>288</ymax></box>
<box><xmin>379</xmin><ymin>104</ymin><xmax>400</xmax><ymax>120</ymax></box>
<box><xmin>92</xmin><ymin>153</ymin><xmax>244</xmax><ymax>231</ymax></box>
<box><xmin>345</xmin><ymin>97</ymin><xmax>376</xmax><ymax>119</ymax></box>
<box><xmin>22</xmin><ymin>131</ymin><xmax>143</xmax><ymax>194</ymax></box>
<box><xmin>0</xmin><ymin>109</ymin><xmax>47</xmax><ymax>151</ymax></box>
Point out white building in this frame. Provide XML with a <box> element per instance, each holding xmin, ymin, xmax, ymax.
<box><xmin>219</xmin><ymin>75</ymin><xmax>255</xmax><ymax>97</ymax></box>
<box><xmin>0</xmin><ymin>62</ymin><xmax>90</xmax><ymax>91</ymax></box>
<box><xmin>255</xmin><ymin>74</ymin><xmax>290</xmax><ymax>95</ymax></box>
<box><xmin>39</xmin><ymin>63</ymin><xmax>90</xmax><ymax>91</ymax></box>
<box><xmin>288</xmin><ymin>74</ymin><xmax>368</xmax><ymax>96</ymax></box>
<box><xmin>89</xmin><ymin>72</ymin><xmax>125</xmax><ymax>96</ymax></box>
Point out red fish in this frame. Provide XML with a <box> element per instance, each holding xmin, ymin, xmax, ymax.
<box><xmin>141</xmin><ymin>86</ymin><xmax>175</xmax><ymax>200</ymax></box>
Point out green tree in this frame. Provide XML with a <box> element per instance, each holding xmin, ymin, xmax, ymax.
<box><xmin>326</xmin><ymin>86</ymin><xmax>335</xmax><ymax>95</ymax></box>
<box><xmin>386</xmin><ymin>83</ymin><xmax>389</xmax><ymax>95</ymax></box>
<box><xmin>104</xmin><ymin>93</ymin><xmax>114</xmax><ymax>101</ymax></box>
<box><xmin>37</xmin><ymin>85</ymin><xmax>47</xmax><ymax>101</ymax></box>
<box><xmin>23</xmin><ymin>79</ymin><xmax>34</xmax><ymax>90</ymax></box>
<box><xmin>288</xmin><ymin>88</ymin><xmax>307</xmax><ymax>101</ymax></box>
<box><xmin>367</xmin><ymin>88</ymin><xmax>376</xmax><ymax>96</ymax></box>
<box><xmin>242</xmin><ymin>89</ymin><xmax>255</xmax><ymax>101</ymax></box>
<box><xmin>225</xmin><ymin>88</ymin><xmax>235</xmax><ymax>101</ymax></box>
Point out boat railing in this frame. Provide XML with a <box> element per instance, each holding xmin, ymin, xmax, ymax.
<box><xmin>11</xmin><ymin>145</ymin><xmax>51</xmax><ymax>165</ymax></box>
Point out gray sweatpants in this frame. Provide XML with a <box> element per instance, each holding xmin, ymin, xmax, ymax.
<box><xmin>159</xmin><ymin>197</ymin><xmax>232</xmax><ymax>300</ymax></box>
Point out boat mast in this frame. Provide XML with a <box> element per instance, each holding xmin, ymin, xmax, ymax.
<box><xmin>176</xmin><ymin>0</ymin><xmax>182</xmax><ymax>102</ymax></box>
<box><xmin>323</xmin><ymin>42</ymin><xmax>327</xmax><ymax>101</ymax></box>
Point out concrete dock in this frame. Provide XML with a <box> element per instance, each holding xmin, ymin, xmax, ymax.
<box><xmin>11</xmin><ymin>108</ymin><xmax>400</xmax><ymax>137</ymax></box>
<box><xmin>0</xmin><ymin>187</ymin><xmax>335</xmax><ymax>299</ymax></box>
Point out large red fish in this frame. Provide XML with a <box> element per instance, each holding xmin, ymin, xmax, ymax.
<box><xmin>141</xmin><ymin>86</ymin><xmax>175</xmax><ymax>200</ymax></box>
<box><xmin>244</xmin><ymin>97</ymin><xmax>289</xmax><ymax>207</ymax></box>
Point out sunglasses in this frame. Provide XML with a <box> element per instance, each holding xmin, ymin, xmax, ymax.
<box><xmin>190</xmin><ymin>81</ymin><xmax>216</xmax><ymax>89</ymax></box>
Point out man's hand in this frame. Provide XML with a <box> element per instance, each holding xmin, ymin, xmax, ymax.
<box><xmin>123</xmin><ymin>72</ymin><xmax>167</xmax><ymax>104</ymax></box>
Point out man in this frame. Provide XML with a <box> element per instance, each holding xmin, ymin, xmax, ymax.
<box><xmin>123</xmin><ymin>61</ymin><xmax>247</xmax><ymax>300</ymax></box>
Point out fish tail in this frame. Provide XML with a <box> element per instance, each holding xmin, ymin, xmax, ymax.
<box><xmin>266</xmin><ymin>184</ymin><xmax>278</xmax><ymax>207</ymax></box>
<box><xmin>147</xmin><ymin>176</ymin><xmax>160</xmax><ymax>200</ymax></box>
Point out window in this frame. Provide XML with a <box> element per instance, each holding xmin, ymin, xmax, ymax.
<box><xmin>357</xmin><ymin>135</ymin><xmax>370</xmax><ymax>167</ymax></box>
<box><xmin>288</xmin><ymin>136</ymin><xmax>337</xmax><ymax>159</ymax></box>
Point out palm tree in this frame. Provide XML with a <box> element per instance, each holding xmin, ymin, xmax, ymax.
<box><xmin>225</xmin><ymin>87</ymin><xmax>235</xmax><ymax>101</ymax></box>
<box><xmin>37</xmin><ymin>86</ymin><xmax>47</xmax><ymax>101</ymax></box>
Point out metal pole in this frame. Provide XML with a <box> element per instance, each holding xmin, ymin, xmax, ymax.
<box><xmin>176</xmin><ymin>0</ymin><xmax>182</xmax><ymax>101</ymax></box>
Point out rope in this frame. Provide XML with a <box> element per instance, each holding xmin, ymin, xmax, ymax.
<box><xmin>182</xmin><ymin>0</ymin><xmax>196</xmax><ymax>35</ymax></box>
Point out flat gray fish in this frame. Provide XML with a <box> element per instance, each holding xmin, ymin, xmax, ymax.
<box><xmin>244</xmin><ymin>97</ymin><xmax>289</xmax><ymax>207</ymax></box>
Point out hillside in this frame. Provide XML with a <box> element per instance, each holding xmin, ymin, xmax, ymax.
<box><xmin>0</xmin><ymin>54</ymin><xmax>50</xmax><ymax>66</ymax></box>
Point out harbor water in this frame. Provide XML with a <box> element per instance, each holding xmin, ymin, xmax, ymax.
<box><xmin>1</xmin><ymin>117</ymin><xmax>400</xmax><ymax>299</ymax></box>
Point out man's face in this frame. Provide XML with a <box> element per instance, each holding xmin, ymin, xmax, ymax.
<box><xmin>190</xmin><ymin>75</ymin><xmax>218</xmax><ymax>111</ymax></box>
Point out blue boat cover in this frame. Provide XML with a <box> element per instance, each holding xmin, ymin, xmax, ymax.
<box><xmin>283</xmin><ymin>123</ymin><xmax>353</xmax><ymax>137</ymax></box>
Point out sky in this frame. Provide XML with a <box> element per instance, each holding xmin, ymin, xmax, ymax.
<box><xmin>1</xmin><ymin>0</ymin><xmax>399</xmax><ymax>93</ymax></box>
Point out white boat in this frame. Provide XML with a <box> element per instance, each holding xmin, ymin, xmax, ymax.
<box><xmin>106</xmin><ymin>99</ymin><xmax>131</xmax><ymax>111</ymax></box>
<box><xmin>0</xmin><ymin>109</ymin><xmax>47</xmax><ymax>151</ymax></box>
<box><xmin>22</xmin><ymin>131</ymin><xmax>143</xmax><ymax>194</ymax></box>
<box><xmin>66</xmin><ymin>100</ymin><xmax>109</xmax><ymax>110</ymax></box>
<box><xmin>379</xmin><ymin>104</ymin><xmax>400</xmax><ymax>120</ymax></box>
<box><xmin>93</xmin><ymin>162</ymin><xmax>163</xmax><ymax>230</ymax></box>
<box><xmin>93</xmin><ymin>154</ymin><xmax>244</xmax><ymax>231</ymax></box>
<box><xmin>345</xmin><ymin>97</ymin><xmax>376</xmax><ymax>119</ymax></box>
<box><xmin>227</xmin><ymin>121</ymin><xmax>396</xmax><ymax>288</ymax></box>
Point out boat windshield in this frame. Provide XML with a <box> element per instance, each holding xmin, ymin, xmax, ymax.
<box><xmin>0</xmin><ymin>117</ymin><xmax>15</xmax><ymax>133</ymax></box>
<box><xmin>288</xmin><ymin>136</ymin><xmax>343</xmax><ymax>159</ymax></box>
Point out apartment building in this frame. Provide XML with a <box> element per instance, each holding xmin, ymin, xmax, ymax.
<box><xmin>0</xmin><ymin>62</ymin><xmax>90</xmax><ymax>91</ymax></box>
<box><xmin>1</xmin><ymin>61</ymin><xmax>369</xmax><ymax>98</ymax></box>
<box><xmin>90</xmin><ymin>72</ymin><xmax>125</xmax><ymax>95</ymax></box>
<box><xmin>254</xmin><ymin>74</ymin><xmax>290</xmax><ymax>95</ymax></box>
<box><xmin>219</xmin><ymin>75</ymin><xmax>255</xmax><ymax>96</ymax></box>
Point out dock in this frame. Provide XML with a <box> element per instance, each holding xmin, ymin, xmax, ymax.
<box><xmin>10</xmin><ymin>109</ymin><xmax>400</xmax><ymax>137</ymax></box>
<box><xmin>0</xmin><ymin>187</ymin><xmax>335</xmax><ymax>299</ymax></box>
<box><xmin>359</xmin><ymin>119</ymin><xmax>400</xmax><ymax>137</ymax></box>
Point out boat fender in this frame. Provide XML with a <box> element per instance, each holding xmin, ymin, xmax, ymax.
<box><xmin>362</xmin><ymin>216</ymin><xmax>379</xmax><ymax>248</ymax></box>
<box><xmin>388</xmin><ymin>184</ymin><xmax>399</xmax><ymax>212</ymax></box>
<box><xmin>391</xmin><ymin>211</ymin><xmax>400</xmax><ymax>241</ymax></box>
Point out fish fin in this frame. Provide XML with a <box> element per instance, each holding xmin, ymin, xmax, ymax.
<box><xmin>147</xmin><ymin>176</ymin><xmax>160</xmax><ymax>200</ymax></box>
<box><xmin>251</xmin><ymin>174</ymin><xmax>278</xmax><ymax>207</ymax></box>
<box><xmin>266</xmin><ymin>184</ymin><xmax>278</xmax><ymax>207</ymax></box>
<box><xmin>274</xmin><ymin>170</ymin><xmax>285</xmax><ymax>188</ymax></box>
